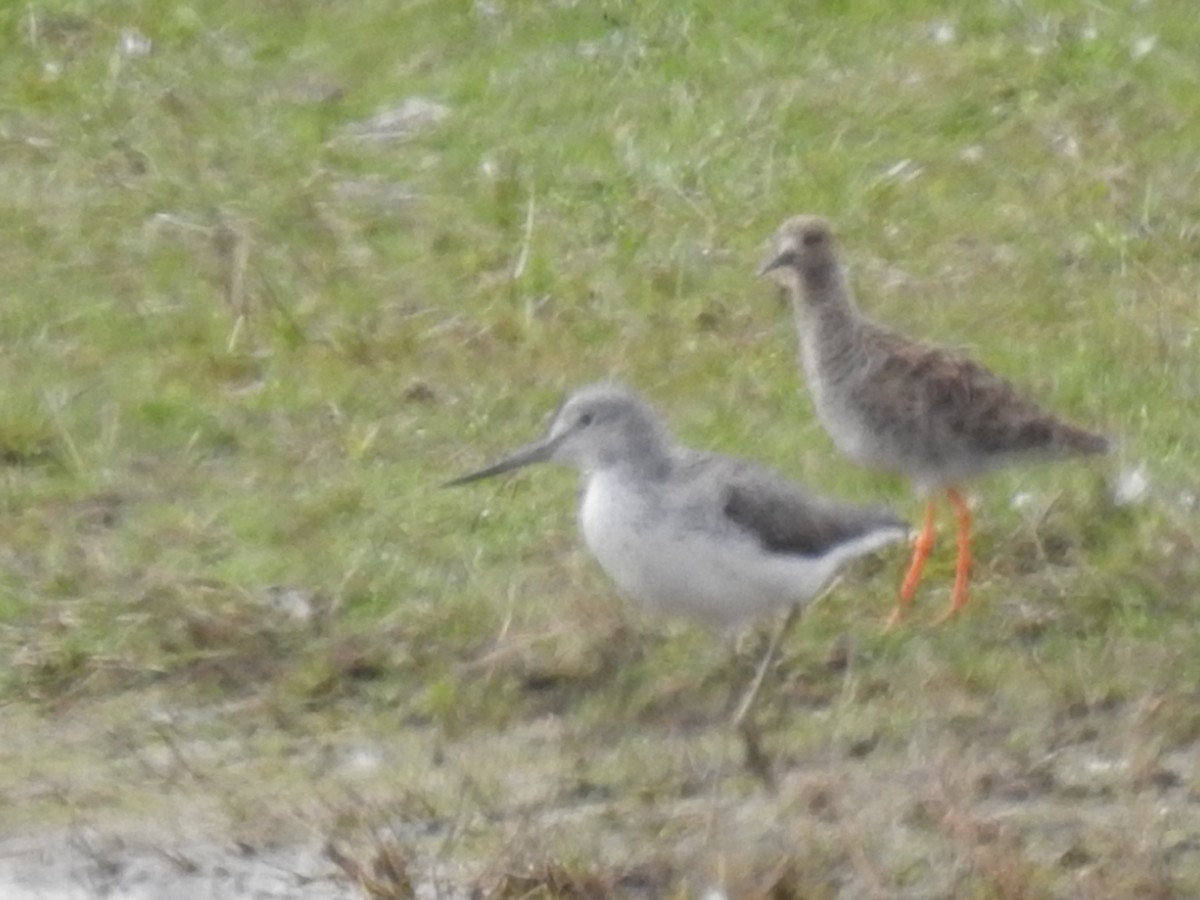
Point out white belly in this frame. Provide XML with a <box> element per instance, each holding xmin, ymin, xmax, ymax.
<box><xmin>579</xmin><ymin>471</ymin><xmax>873</xmax><ymax>633</ymax></box>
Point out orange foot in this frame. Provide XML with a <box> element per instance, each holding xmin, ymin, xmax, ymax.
<box><xmin>888</xmin><ymin>499</ymin><xmax>936</xmax><ymax>629</ymax></box>
<box><xmin>933</xmin><ymin>487</ymin><xmax>972</xmax><ymax>624</ymax></box>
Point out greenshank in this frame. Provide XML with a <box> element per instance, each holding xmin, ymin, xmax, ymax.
<box><xmin>447</xmin><ymin>382</ymin><xmax>908</xmax><ymax>633</ymax></box>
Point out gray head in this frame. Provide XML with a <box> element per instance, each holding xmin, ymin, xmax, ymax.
<box><xmin>758</xmin><ymin>214</ymin><xmax>843</xmax><ymax>298</ymax></box>
<box><xmin>444</xmin><ymin>382</ymin><xmax>674</xmax><ymax>486</ymax></box>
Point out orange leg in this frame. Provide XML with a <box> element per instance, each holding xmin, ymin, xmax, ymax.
<box><xmin>935</xmin><ymin>487</ymin><xmax>972</xmax><ymax>623</ymax></box>
<box><xmin>887</xmin><ymin>499</ymin><xmax>936</xmax><ymax>628</ymax></box>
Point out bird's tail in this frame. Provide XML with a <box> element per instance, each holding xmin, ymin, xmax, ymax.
<box><xmin>1057</xmin><ymin>423</ymin><xmax>1110</xmax><ymax>456</ymax></box>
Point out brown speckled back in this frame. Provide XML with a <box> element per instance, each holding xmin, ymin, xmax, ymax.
<box><xmin>762</xmin><ymin>215</ymin><xmax>1109</xmax><ymax>492</ymax></box>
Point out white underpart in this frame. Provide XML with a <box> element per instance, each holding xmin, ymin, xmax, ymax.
<box><xmin>580</xmin><ymin>470</ymin><xmax>906</xmax><ymax>633</ymax></box>
<box><xmin>802</xmin><ymin>329</ymin><xmax>878</xmax><ymax>468</ymax></box>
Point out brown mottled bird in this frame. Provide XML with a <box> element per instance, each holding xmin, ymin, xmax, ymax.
<box><xmin>759</xmin><ymin>215</ymin><xmax>1110</xmax><ymax>624</ymax></box>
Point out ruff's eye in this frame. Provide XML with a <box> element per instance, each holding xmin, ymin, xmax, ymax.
<box><xmin>579</xmin><ymin>413</ymin><xmax>594</xmax><ymax>427</ymax></box>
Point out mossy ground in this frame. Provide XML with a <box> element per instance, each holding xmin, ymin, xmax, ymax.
<box><xmin>0</xmin><ymin>1</ymin><xmax>1197</xmax><ymax>896</ymax></box>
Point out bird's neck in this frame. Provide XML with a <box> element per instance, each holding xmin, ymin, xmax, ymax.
<box><xmin>589</xmin><ymin>434</ymin><xmax>674</xmax><ymax>485</ymax></box>
<box><xmin>792</xmin><ymin>263</ymin><xmax>867</xmax><ymax>376</ymax></box>
<box><xmin>794</xmin><ymin>261</ymin><xmax>861</xmax><ymax>329</ymax></box>
<box><xmin>796</xmin><ymin>258</ymin><xmax>855</xmax><ymax>311</ymax></box>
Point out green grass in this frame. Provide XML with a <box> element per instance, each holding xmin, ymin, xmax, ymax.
<box><xmin>0</xmin><ymin>0</ymin><xmax>1198</xmax><ymax>896</ymax></box>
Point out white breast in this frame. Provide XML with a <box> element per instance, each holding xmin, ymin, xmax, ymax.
<box><xmin>802</xmin><ymin>332</ymin><xmax>876</xmax><ymax>466</ymax></box>
<box><xmin>580</xmin><ymin>470</ymin><xmax>892</xmax><ymax>633</ymax></box>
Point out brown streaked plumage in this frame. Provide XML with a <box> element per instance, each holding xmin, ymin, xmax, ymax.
<box><xmin>760</xmin><ymin>214</ymin><xmax>1110</xmax><ymax>623</ymax></box>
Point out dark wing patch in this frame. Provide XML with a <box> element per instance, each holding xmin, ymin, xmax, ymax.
<box><xmin>721</xmin><ymin>466</ymin><xmax>905</xmax><ymax>558</ymax></box>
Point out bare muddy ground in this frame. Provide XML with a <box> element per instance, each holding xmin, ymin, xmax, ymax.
<box><xmin>5</xmin><ymin>664</ymin><xmax>1200</xmax><ymax>899</ymax></box>
<box><xmin>0</xmin><ymin>831</ymin><xmax>356</xmax><ymax>900</ymax></box>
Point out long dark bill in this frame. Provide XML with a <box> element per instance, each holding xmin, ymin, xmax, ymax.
<box><xmin>756</xmin><ymin>250</ymin><xmax>792</xmax><ymax>277</ymax></box>
<box><xmin>442</xmin><ymin>432</ymin><xmax>565</xmax><ymax>487</ymax></box>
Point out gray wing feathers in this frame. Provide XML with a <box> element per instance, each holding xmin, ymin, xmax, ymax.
<box><xmin>718</xmin><ymin>460</ymin><xmax>906</xmax><ymax>558</ymax></box>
